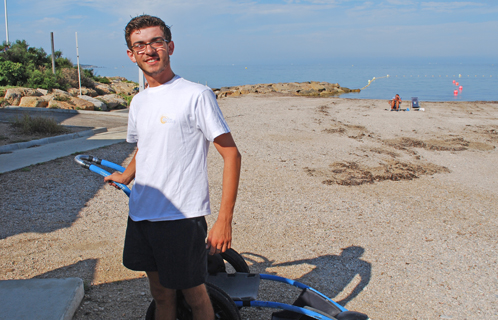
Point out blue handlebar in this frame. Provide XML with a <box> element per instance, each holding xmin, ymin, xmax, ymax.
<box><xmin>75</xmin><ymin>155</ymin><xmax>131</xmax><ymax>197</ymax></box>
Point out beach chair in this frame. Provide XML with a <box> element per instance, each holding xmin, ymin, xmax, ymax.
<box><xmin>411</xmin><ymin>97</ymin><xmax>420</xmax><ymax>109</ymax></box>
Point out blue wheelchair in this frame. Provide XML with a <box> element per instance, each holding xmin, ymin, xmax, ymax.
<box><xmin>75</xmin><ymin>155</ymin><xmax>371</xmax><ymax>320</ymax></box>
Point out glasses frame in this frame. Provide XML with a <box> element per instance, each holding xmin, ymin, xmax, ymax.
<box><xmin>131</xmin><ymin>38</ymin><xmax>170</xmax><ymax>54</ymax></box>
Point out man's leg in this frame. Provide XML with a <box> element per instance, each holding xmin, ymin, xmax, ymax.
<box><xmin>182</xmin><ymin>283</ymin><xmax>215</xmax><ymax>320</ymax></box>
<box><xmin>147</xmin><ymin>271</ymin><xmax>176</xmax><ymax>320</ymax></box>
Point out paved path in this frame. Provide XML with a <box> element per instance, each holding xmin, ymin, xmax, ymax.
<box><xmin>0</xmin><ymin>107</ymin><xmax>128</xmax><ymax>174</ymax></box>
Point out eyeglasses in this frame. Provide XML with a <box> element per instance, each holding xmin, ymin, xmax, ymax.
<box><xmin>131</xmin><ymin>38</ymin><xmax>169</xmax><ymax>54</ymax></box>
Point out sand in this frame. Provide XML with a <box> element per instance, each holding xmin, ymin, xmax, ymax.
<box><xmin>1</xmin><ymin>95</ymin><xmax>497</xmax><ymax>319</ymax></box>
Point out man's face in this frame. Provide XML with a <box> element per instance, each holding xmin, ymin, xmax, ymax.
<box><xmin>126</xmin><ymin>26</ymin><xmax>174</xmax><ymax>78</ymax></box>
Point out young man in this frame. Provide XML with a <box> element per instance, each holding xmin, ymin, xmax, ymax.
<box><xmin>104</xmin><ymin>15</ymin><xmax>241</xmax><ymax>320</ymax></box>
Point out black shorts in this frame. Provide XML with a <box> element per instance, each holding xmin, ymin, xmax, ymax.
<box><xmin>123</xmin><ymin>216</ymin><xmax>208</xmax><ymax>290</ymax></box>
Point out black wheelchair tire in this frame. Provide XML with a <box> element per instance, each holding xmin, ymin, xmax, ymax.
<box><xmin>145</xmin><ymin>282</ymin><xmax>241</xmax><ymax>320</ymax></box>
<box><xmin>220</xmin><ymin>248</ymin><xmax>250</xmax><ymax>273</ymax></box>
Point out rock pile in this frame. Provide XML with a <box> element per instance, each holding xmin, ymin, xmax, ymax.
<box><xmin>2</xmin><ymin>77</ymin><xmax>137</xmax><ymax>111</ymax></box>
<box><xmin>213</xmin><ymin>81</ymin><xmax>360</xmax><ymax>99</ymax></box>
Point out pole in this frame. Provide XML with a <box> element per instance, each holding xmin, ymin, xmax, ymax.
<box><xmin>139</xmin><ymin>68</ymin><xmax>145</xmax><ymax>92</ymax></box>
<box><xmin>4</xmin><ymin>0</ymin><xmax>9</xmax><ymax>46</ymax></box>
<box><xmin>51</xmin><ymin>32</ymin><xmax>55</xmax><ymax>74</ymax></box>
<box><xmin>75</xmin><ymin>32</ymin><xmax>82</xmax><ymax>96</ymax></box>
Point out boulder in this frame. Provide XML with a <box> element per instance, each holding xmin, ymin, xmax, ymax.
<box><xmin>19</xmin><ymin>96</ymin><xmax>49</xmax><ymax>108</ymax></box>
<box><xmin>46</xmin><ymin>96</ymin><xmax>93</xmax><ymax>110</ymax></box>
<box><xmin>77</xmin><ymin>95</ymin><xmax>107</xmax><ymax>111</ymax></box>
<box><xmin>47</xmin><ymin>100</ymin><xmax>74</xmax><ymax>110</ymax></box>
<box><xmin>70</xmin><ymin>97</ymin><xmax>95</xmax><ymax>110</ymax></box>
<box><xmin>51</xmin><ymin>89</ymin><xmax>72</xmax><ymax>97</ymax></box>
<box><xmin>36</xmin><ymin>88</ymin><xmax>49</xmax><ymax>96</ymax></box>
<box><xmin>68</xmin><ymin>87</ymin><xmax>98</xmax><ymax>97</ymax></box>
<box><xmin>98</xmin><ymin>94</ymin><xmax>127</xmax><ymax>110</ymax></box>
<box><xmin>4</xmin><ymin>88</ymin><xmax>42</xmax><ymax>106</ymax></box>
<box><xmin>110</xmin><ymin>81</ymin><xmax>137</xmax><ymax>95</ymax></box>
<box><xmin>95</xmin><ymin>84</ymin><xmax>115</xmax><ymax>95</ymax></box>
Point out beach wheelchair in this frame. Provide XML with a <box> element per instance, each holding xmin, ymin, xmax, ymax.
<box><xmin>75</xmin><ymin>155</ymin><xmax>371</xmax><ymax>320</ymax></box>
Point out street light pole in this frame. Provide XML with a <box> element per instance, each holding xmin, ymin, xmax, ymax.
<box><xmin>4</xmin><ymin>0</ymin><xmax>9</xmax><ymax>46</ymax></box>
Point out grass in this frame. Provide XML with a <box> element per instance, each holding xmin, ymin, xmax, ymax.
<box><xmin>118</xmin><ymin>93</ymin><xmax>133</xmax><ymax>106</ymax></box>
<box><xmin>10</xmin><ymin>114</ymin><xmax>69</xmax><ymax>135</ymax></box>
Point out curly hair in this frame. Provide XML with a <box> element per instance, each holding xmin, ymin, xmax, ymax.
<box><xmin>125</xmin><ymin>15</ymin><xmax>172</xmax><ymax>49</ymax></box>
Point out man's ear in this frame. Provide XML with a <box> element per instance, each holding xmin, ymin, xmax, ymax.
<box><xmin>168</xmin><ymin>41</ymin><xmax>175</xmax><ymax>56</ymax></box>
<box><xmin>127</xmin><ymin>49</ymin><xmax>137</xmax><ymax>63</ymax></box>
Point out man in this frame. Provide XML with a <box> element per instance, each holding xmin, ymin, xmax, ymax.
<box><xmin>104</xmin><ymin>15</ymin><xmax>241</xmax><ymax>320</ymax></box>
<box><xmin>391</xmin><ymin>94</ymin><xmax>402</xmax><ymax>111</ymax></box>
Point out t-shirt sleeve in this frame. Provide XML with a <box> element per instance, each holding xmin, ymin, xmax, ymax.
<box><xmin>127</xmin><ymin>101</ymin><xmax>138</xmax><ymax>143</ymax></box>
<box><xmin>195</xmin><ymin>88</ymin><xmax>230</xmax><ymax>141</ymax></box>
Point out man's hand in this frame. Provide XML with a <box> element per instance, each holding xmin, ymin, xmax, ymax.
<box><xmin>206</xmin><ymin>220</ymin><xmax>232</xmax><ymax>255</ymax></box>
<box><xmin>104</xmin><ymin>150</ymin><xmax>137</xmax><ymax>189</ymax></box>
<box><xmin>104</xmin><ymin>172</ymin><xmax>133</xmax><ymax>189</ymax></box>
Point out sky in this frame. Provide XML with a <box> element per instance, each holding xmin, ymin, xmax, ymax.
<box><xmin>1</xmin><ymin>0</ymin><xmax>497</xmax><ymax>80</ymax></box>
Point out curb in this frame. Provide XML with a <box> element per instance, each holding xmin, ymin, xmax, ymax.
<box><xmin>0</xmin><ymin>278</ymin><xmax>84</xmax><ymax>320</ymax></box>
<box><xmin>0</xmin><ymin>127</ymin><xmax>108</xmax><ymax>153</ymax></box>
<box><xmin>1</xmin><ymin>106</ymin><xmax>129</xmax><ymax>117</ymax></box>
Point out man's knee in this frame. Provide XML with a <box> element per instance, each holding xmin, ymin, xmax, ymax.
<box><xmin>147</xmin><ymin>272</ymin><xmax>176</xmax><ymax>305</ymax></box>
<box><xmin>182</xmin><ymin>284</ymin><xmax>212</xmax><ymax>311</ymax></box>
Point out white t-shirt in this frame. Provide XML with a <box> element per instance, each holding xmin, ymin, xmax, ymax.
<box><xmin>126</xmin><ymin>75</ymin><xmax>230</xmax><ymax>222</ymax></box>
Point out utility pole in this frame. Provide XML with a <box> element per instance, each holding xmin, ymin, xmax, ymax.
<box><xmin>51</xmin><ymin>32</ymin><xmax>55</xmax><ymax>74</ymax></box>
<box><xmin>139</xmin><ymin>68</ymin><xmax>145</xmax><ymax>91</ymax></box>
<box><xmin>76</xmin><ymin>32</ymin><xmax>82</xmax><ymax>96</ymax></box>
<box><xmin>4</xmin><ymin>0</ymin><xmax>9</xmax><ymax>46</ymax></box>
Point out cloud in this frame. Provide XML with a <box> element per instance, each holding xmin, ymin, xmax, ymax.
<box><xmin>421</xmin><ymin>1</ymin><xmax>484</xmax><ymax>12</ymax></box>
<box><xmin>34</xmin><ymin>17</ymin><xmax>65</xmax><ymax>25</ymax></box>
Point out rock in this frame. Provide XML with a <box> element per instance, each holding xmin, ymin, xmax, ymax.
<box><xmin>68</xmin><ymin>87</ymin><xmax>98</xmax><ymax>97</ymax></box>
<box><xmin>95</xmin><ymin>84</ymin><xmax>116</xmax><ymax>95</ymax></box>
<box><xmin>18</xmin><ymin>96</ymin><xmax>49</xmax><ymax>108</ymax></box>
<box><xmin>51</xmin><ymin>89</ymin><xmax>72</xmax><ymax>97</ymax></box>
<box><xmin>46</xmin><ymin>96</ymin><xmax>94</xmax><ymax>110</ymax></box>
<box><xmin>214</xmin><ymin>81</ymin><xmax>359</xmax><ymax>99</ymax></box>
<box><xmin>110</xmin><ymin>82</ymin><xmax>137</xmax><ymax>95</ymax></box>
<box><xmin>70</xmin><ymin>97</ymin><xmax>95</xmax><ymax>110</ymax></box>
<box><xmin>47</xmin><ymin>99</ymin><xmax>74</xmax><ymax>110</ymax></box>
<box><xmin>98</xmin><ymin>94</ymin><xmax>127</xmax><ymax>110</ymax></box>
<box><xmin>4</xmin><ymin>88</ymin><xmax>42</xmax><ymax>106</ymax></box>
<box><xmin>78</xmin><ymin>95</ymin><xmax>107</xmax><ymax>111</ymax></box>
<box><xmin>36</xmin><ymin>88</ymin><xmax>49</xmax><ymax>96</ymax></box>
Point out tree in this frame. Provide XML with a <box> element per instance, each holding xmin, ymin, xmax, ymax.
<box><xmin>0</xmin><ymin>40</ymin><xmax>88</xmax><ymax>90</ymax></box>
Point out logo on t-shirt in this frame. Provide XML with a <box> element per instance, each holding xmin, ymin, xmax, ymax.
<box><xmin>160</xmin><ymin>114</ymin><xmax>175</xmax><ymax>124</ymax></box>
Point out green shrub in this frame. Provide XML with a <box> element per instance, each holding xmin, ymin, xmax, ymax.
<box><xmin>118</xmin><ymin>93</ymin><xmax>133</xmax><ymax>106</ymax></box>
<box><xmin>26</xmin><ymin>68</ymin><xmax>60</xmax><ymax>90</ymax></box>
<box><xmin>0</xmin><ymin>60</ymin><xmax>26</xmax><ymax>86</ymax></box>
<box><xmin>10</xmin><ymin>114</ymin><xmax>68</xmax><ymax>135</ymax></box>
<box><xmin>96</xmin><ymin>77</ymin><xmax>110</xmax><ymax>84</ymax></box>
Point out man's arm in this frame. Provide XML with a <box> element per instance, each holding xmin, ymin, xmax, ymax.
<box><xmin>206</xmin><ymin>132</ymin><xmax>241</xmax><ymax>255</ymax></box>
<box><xmin>104</xmin><ymin>149</ymin><xmax>138</xmax><ymax>186</ymax></box>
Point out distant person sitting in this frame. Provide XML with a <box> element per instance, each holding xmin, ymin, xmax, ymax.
<box><xmin>391</xmin><ymin>94</ymin><xmax>402</xmax><ymax>111</ymax></box>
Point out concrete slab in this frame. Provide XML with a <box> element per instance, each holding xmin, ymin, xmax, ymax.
<box><xmin>0</xmin><ymin>278</ymin><xmax>84</xmax><ymax>320</ymax></box>
<box><xmin>0</xmin><ymin>126</ymin><xmax>128</xmax><ymax>174</ymax></box>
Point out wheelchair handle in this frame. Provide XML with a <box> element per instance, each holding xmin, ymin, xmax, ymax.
<box><xmin>74</xmin><ymin>155</ymin><xmax>131</xmax><ymax>197</ymax></box>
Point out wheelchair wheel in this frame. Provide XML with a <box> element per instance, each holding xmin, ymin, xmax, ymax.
<box><xmin>145</xmin><ymin>282</ymin><xmax>240</xmax><ymax>320</ymax></box>
<box><xmin>220</xmin><ymin>248</ymin><xmax>250</xmax><ymax>273</ymax></box>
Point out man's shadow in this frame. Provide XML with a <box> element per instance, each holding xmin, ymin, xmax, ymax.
<box><xmin>242</xmin><ymin>246</ymin><xmax>371</xmax><ymax>306</ymax></box>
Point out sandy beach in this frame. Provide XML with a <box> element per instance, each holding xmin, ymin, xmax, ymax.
<box><xmin>1</xmin><ymin>95</ymin><xmax>497</xmax><ymax>319</ymax></box>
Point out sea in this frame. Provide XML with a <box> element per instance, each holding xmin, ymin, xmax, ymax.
<box><xmin>96</xmin><ymin>59</ymin><xmax>498</xmax><ymax>102</ymax></box>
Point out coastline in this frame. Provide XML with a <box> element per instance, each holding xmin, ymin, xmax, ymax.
<box><xmin>0</xmin><ymin>95</ymin><xmax>497</xmax><ymax>319</ymax></box>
